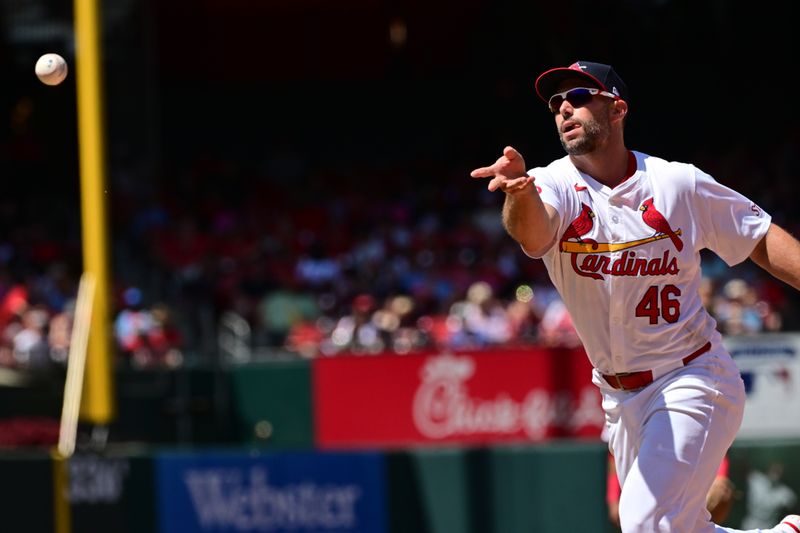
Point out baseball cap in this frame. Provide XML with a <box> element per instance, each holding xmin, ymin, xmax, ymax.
<box><xmin>535</xmin><ymin>61</ymin><xmax>629</xmax><ymax>103</ymax></box>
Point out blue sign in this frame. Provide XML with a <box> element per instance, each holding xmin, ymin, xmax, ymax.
<box><xmin>155</xmin><ymin>450</ymin><xmax>386</xmax><ymax>533</ymax></box>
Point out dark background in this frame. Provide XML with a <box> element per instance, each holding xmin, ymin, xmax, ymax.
<box><xmin>6</xmin><ymin>0</ymin><xmax>799</xmax><ymax>169</ymax></box>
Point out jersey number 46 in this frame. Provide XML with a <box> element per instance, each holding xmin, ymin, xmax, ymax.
<box><xmin>635</xmin><ymin>285</ymin><xmax>681</xmax><ymax>324</ymax></box>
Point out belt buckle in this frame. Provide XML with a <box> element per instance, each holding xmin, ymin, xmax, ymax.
<box><xmin>612</xmin><ymin>372</ymin><xmax>633</xmax><ymax>391</ymax></box>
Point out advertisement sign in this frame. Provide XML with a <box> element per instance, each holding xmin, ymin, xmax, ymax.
<box><xmin>726</xmin><ymin>334</ymin><xmax>800</xmax><ymax>439</ymax></box>
<box><xmin>155</xmin><ymin>451</ymin><xmax>386</xmax><ymax>533</ymax></box>
<box><xmin>313</xmin><ymin>348</ymin><xmax>603</xmax><ymax>448</ymax></box>
<box><xmin>68</xmin><ymin>453</ymin><xmax>154</xmax><ymax>533</ymax></box>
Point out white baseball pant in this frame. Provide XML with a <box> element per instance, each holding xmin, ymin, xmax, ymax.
<box><xmin>603</xmin><ymin>348</ymin><xmax>783</xmax><ymax>532</ymax></box>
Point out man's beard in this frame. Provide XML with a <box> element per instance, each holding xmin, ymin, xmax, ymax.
<box><xmin>559</xmin><ymin>114</ymin><xmax>610</xmax><ymax>155</ymax></box>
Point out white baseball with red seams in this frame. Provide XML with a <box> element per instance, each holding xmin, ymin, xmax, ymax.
<box><xmin>526</xmin><ymin>150</ymin><xmax>799</xmax><ymax>532</ymax></box>
<box><xmin>35</xmin><ymin>53</ymin><xmax>68</xmax><ymax>86</ymax></box>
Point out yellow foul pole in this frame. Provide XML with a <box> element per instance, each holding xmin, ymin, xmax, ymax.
<box><xmin>73</xmin><ymin>0</ymin><xmax>115</xmax><ymax>424</ymax></box>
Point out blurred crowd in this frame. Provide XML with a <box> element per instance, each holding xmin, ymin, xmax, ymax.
<box><xmin>1</xmin><ymin>129</ymin><xmax>798</xmax><ymax>369</ymax></box>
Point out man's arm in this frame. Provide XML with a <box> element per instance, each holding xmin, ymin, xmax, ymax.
<box><xmin>470</xmin><ymin>146</ymin><xmax>560</xmax><ymax>256</ymax></box>
<box><xmin>502</xmin><ymin>188</ymin><xmax>560</xmax><ymax>257</ymax></box>
<box><xmin>706</xmin><ymin>475</ymin><xmax>735</xmax><ymax>524</ymax></box>
<box><xmin>749</xmin><ymin>223</ymin><xmax>800</xmax><ymax>291</ymax></box>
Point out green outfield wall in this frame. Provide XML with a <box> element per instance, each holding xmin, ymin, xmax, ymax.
<box><xmin>229</xmin><ymin>359</ymin><xmax>314</xmax><ymax>448</ymax></box>
<box><xmin>1</xmin><ymin>343</ymin><xmax>798</xmax><ymax>532</ymax></box>
<box><xmin>1</xmin><ymin>438</ymin><xmax>799</xmax><ymax>532</ymax></box>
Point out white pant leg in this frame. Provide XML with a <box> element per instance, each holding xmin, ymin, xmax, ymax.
<box><xmin>603</xmin><ymin>351</ymin><xmax>778</xmax><ymax>533</ymax></box>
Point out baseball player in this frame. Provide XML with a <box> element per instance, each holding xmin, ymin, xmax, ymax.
<box><xmin>470</xmin><ymin>60</ymin><xmax>800</xmax><ymax>532</ymax></box>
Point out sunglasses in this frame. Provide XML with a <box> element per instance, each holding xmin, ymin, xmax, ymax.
<box><xmin>548</xmin><ymin>87</ymin><xmax>619</xmax><ymax>113</ymax></box>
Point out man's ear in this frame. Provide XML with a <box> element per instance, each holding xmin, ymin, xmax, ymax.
<box><xmin>612</xmin><ymin>100</ymin><xmax>628</xmax><ymax>122</ymax></box>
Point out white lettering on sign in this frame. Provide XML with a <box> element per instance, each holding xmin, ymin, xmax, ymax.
<box><xmin>412</xmin><ymin>354</ymin><xmax>603</xmax><ymax>440</ymax></box>
<box><xmin>183</xmin><ymin>466</ymin><xmax>361</xmax><ymax>531</ymax></box>
<box><xmin>69</xmin><ymin>455</ymin><xmax>130</xmax><ymax>504</ymax></box>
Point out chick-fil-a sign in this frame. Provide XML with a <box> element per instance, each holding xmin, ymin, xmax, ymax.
<box><xmin>313</xmin><ymin>348</ymin><xmax>603</xmax><ymax>449</ymax></box>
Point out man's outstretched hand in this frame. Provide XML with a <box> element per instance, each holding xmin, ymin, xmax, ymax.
<box><xmin>470</xmin><ymin>146</ymin><xmax>533</xmax><ymax>194</ymax></box>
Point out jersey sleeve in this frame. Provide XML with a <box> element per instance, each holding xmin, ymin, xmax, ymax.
<box><xmin>694</xmin><ymin>168</ymin><xmax>772</xmax><ymax>266</ymax></box>
<box><xmin>528</xmin><ymin>167</ymin><xmax>563</xmax><ymax>213</ymax></box>
<box><xmin>716</xmin><ymin>454</ymin><xmax>729</xmax><ymax>478</ymax></box>
<box><xmin>524</xmin><ymin>167</ymin><xmax>570</xmax><ymax>258</ymax></box>
<box><xmin>606</xmin><ymin>453</ymin><xmax>621</xmax><ymax>504</ymax></box>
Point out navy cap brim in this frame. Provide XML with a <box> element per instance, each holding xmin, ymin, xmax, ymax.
<box><xmin>534</xmin><ymin>67</ymin><xmax>608</xmax><ymax>103</ymax></box>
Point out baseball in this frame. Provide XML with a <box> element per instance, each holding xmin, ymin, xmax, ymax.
<box><xmin>35</xmin><ymin>53</ymin><xmax>68</xmax><ymax>86</ymax></box>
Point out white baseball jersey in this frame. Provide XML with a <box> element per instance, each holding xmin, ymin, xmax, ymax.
<box><xmin>527</xmin><ymin>150</ymin><xmax>771</xmax><ymax>384</ymax></box>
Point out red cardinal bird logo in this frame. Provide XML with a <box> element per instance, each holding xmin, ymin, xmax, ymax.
<box><xmin>640</xmin><ymin>197</ymin><xmax>683</xmax><ymax>252</ymax></box>
<box><xmin>561</xmin><ymin>203</ymin><xmax>598</xmax><ymax>249</ymax></box>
